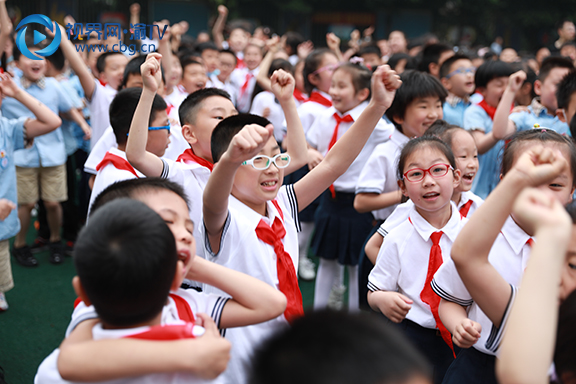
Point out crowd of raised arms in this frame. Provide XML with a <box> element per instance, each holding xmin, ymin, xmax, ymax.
<box><xmin>1</xmin><ymin>2</ymin><xmax>576</xmax><ymax>383</ymax></box>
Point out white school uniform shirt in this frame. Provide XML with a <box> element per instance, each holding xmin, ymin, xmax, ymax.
<box><xmin>39</xmin><ymin>288</ymin><xmax>229</xmax><ymax>384</ymax></box>
<box><xmin>200</xmin><ymin>184</ymin><xmax>300</xmax><ymax>384</ymax></box>
<box><xmin>355</xmin><ymin>128</ymin><xmax>409</xmax><ymax>220</ymax></box>
<box><xmin>377</xmin><ymin>191</ymin><xmax>484</xmax><ymax>238</ymax></box>
<box><xmin>230</xmin><ymin>67</ymin><xmax>259</xmax><ymax>113</ymax></box>
<box><xmin>165</xmin><ymin>86</ymin><xmax>189</xmax><ymax>123</ymax></box>
<box><xmin>88</xmin><ymin>148</ymin><xmax>144</xmax><ymax>214</ymax></box>
<box><xmin>296</xmin><ymin>89</ymin><xmax>332</xmax><ymax>133</ymax></box>
<box><xmin>88</xmin><ymin>80</ymin><xmax>117</xmax><ymax>150</ymax></box>
<box><xmin>159</xmin><ymin>156</ymin><xmax>212</xmax><ymax>252</ymax></box>
<box><xmin>83</xmin><ymin>126</ymin><xmax>189</xmax><ymax>175</ymax></box>
<box><xmin>368</xmin><ymin>202</ymin><xmax>463</xmax><ymax>329</ymax></box>
<box><xmin>307</xmin><ymin>101</ymin><xmax>394</xmax><ymax>193</ymax></box>
<box><xmin>431</xmin><ymin>216</ymin><xmax>533</xmax><ymax>355</ymax></box>
<box><xmin>250</xmin><ymin>91</ymin><xmax>287</xmax><ymax>142</ymax></box>
<box><xmin>209</xmin><ymin>75</ymin><xmax>238</xmax><ymax>106</ymax></box>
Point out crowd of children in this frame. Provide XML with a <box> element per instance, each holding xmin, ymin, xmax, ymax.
<box><xmin>1</xmin><ymin>2</ymin><xmax>576</xmax><ymax>383</ymax></box>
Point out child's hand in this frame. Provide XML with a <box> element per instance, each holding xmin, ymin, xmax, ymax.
<box><xmin>140</xmin><ymin>53</ymin><xmax>163</xmax><ymax>93</ymax></box>
<box><xmin>130</xmin><ymin>3</ymin><xmax>140</xmax><ymax>16</ymax></box>
<box><xmin>224</xmin><ymin>124</ymin><xmax>274</xmax><ymax>164</ymax></box>
<box><xmin>307</xmin><ymin>147</ymin><xmax>324</xmax><ymax>170</ymax></box>
<box><xmin>190</xmin><ymin>313</ymin><xmax>231</xmax><ymax>379</ymax></box>
<box><xmin>507</xmin><ymin>70</ymin><xmax>527</xmax><ymax>93</ymax></box>
<box><xmin>270</xmin><ymin>69</ymin><xmax>295</xmax><ymax>104</ymax></box>
<box><xmin>217</xmin><ymin>5</ymin><xmax>228</xmax><ymax>17</ymax></box>
<box><xmin>452</xmin><ymin>318</ymin><xmax>482</xmax><ymax>349</ymax></box>
<box><xmin>512</xmin><ymin>188</ymin><xmax>571</xmax><ymax>235</ymax></box>
<box><xmin>326</xmin><ymin>33</ymin><xmax>341</xmax><ymax>52</ymax></box>
<box><xmin>0</xmin><ymin>199</ymin><xmax>16</xmax><ymax>221</ymax></box>
<box><xmin>512</xmin><ymin>146</ymin><xmax>568</xmax><ymax>188</ymax></box>
<box><xmin>0</xmin><ymin>73</ymin><xmax>21</xmax><ymax>98</ymax></box>
<box><xmin>297</xmin><ymin>41</ymin><xmax>314</xmax><ymax>59</ymax></box>
<box><xmin>370</xmin><ymin>65</ymin><xmax>401</xmax><ymax>110</ymax></box>
<box><xmin>372</xmin><ymin>291</ymin><xmax>413</xmax><ymax>323</ymax></box>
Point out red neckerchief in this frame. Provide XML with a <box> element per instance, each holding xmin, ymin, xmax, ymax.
<box><xmin>293</xmin><ymin>88</ymin><xmax>307</xmax><ymax>103</ymax></box>
<box><xmin>166</xmin><ymin>104</ymin><xmax>174</xmax><ymax>117</ymax></box>
<box><xmin>169</xmin><ymin>293</ymin><xmax>196</xmax><ymax>322</ymax></box>
<box><xmin>459</xmin><ymin>200</ymin><xmax>474</xmax><ymax>218</ymax></box>
<box><xmin>125</xmin><ymin>323</ymin><xmax>197</xmax><ymax>340</ymax></box>
<box><xmin>306</xmin><ymin>91</ymin><xmax>332</xmax><ymax>107</ymax></box>
<box><xmin>96</xmin><ymin>152</ymin><xmax>139</xmax><ymax>178</ymax></box>
<box><xmin>98</xmin><ymin>79</ymin><xmax>107</xmax><ymax>87</ymax></box>
<box><xmin>478</xmin><ymin>99</ymin><xmax>514</xmax><ymax>121</ymax></box>
<box><xmin>176</xmin><ymin>149</ymin><xmax>214</xmax><ymax>172</ymax></box>
<box><xmin>235</xmin><ymin>57</ymin><xmax>246</xmax><ymax>70</ymax></box>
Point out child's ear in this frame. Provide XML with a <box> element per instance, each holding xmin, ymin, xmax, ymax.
<box><xmin>307</xmin><ymin>73</ymin><xmax>319</xmax><ymax>88</ymax></box>
<box><xmin>397</xmin><ymin>179</ymin><xmax>409</xmax><ymax>197</ymax></box>
<box><xmin>557</xmin><ymin>108</ymin><xmax>567</xmax><ymax>122</ymax></box>
<box><xmin>357</xmin><ymin>88</ymin><xmax>370</xmax><ymax>102</ymax></box>
<box><xmin>171</xmin><ymin>260</ymin><xmax>186</xmax><ymax>291</ymax></box>
<box><xmin>533</xmin><ymin>79</ymin><xmax>542</xmax><ymax>96</ymax></box>
<box><xmin>452</xmin><ymin>168</ymin><xmax>461</xmax><ymax>188</ymax></box>
<box><xmin>181</xmin><ymin>124</ymin><xmax>198</xmax><ymax>145</ymax></box>
<box><xmin>72</xmin><ymin>276</ymin><xmax>92</xmax><ymax>306</ymax></box>
<box><xmin>392</xmin><ymin>114</ymin><xmax>404</xmax><ymax>126</ymax></box>
<box><xmin>428</xmin><ymin>63</ymin><xmax>440</xmax><ymax>78</ymax></box>
<box><xmin>440</xmin><ymin>77</ymin><xmax>451</xmax><ymax>91</ymax></box>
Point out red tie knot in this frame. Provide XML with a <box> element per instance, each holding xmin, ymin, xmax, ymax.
<box><xmin>430</xmin><ymin>231</ymin><xmax>443</xmax><ymax>246</ymax></box>
<box><xmin>333</xmin><ymin>113</ymin><xmax>354</xmax><ymax>124</ymax></box>
<box><xmin>526</xmin><ymin>238</ymin><xmax>535</xmax><ymax>247</ymax></box>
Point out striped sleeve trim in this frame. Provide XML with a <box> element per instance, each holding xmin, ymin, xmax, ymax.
<box><xmin>367</xmin><ymin>281</ymin><xmax>382</xmax><ymax>292</ymax></box>
<box><xmin>431</xmin><ymin>279</ymin><xmax>474</xmax><ymax>307</ymax></box>
<box><xmin>377</xmin><ymin>227</ymin><xmax>388</xmax><ymax>238</ymax></box>
<box><xmin>211</xmin><ymin>296</ymin><xmax>230</xmax><ymax>329</ymax></box>
<box><xmin>485</xmin><ymin>284</ymin><xmax>517</xmax><ymax>353</ymax></box>
<box><xmin>160</xmin><ymin>158</ymin><xmax>169</xmax><ymax>179</ymax></box>
<box><xmin>355</xmin><ymin>187</ymin><xmax>384</xmax><ymax>194</ymax></box>
<box><xmin>285</xmin><ymin>184</ymin><xmax>301</xmax><ymax>233</ymax></box>
<box><xmin>65</xmin><ymin>311</ymin><xmax>99</xmax><ymax>337</ymax></box>
<box><xmin>203</xmin><ymin>213</ymin><xmax>231</xmax><ymax>258</ymax></box>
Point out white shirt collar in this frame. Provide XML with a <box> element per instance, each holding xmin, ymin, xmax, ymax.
<box><xmin>501</xmin><ymin>216</ymin><xmax>533</xmax><ymax>255</ymax></box>
<box><xmin>390</xmin><ymin>128</ymin><xmax>410</xmax><ymax>147</ymax></box>
<box><xmin>408</xmin><ymin>201</ymin><xmax>462</xmax><ymax>243</ymax></box>
<box><xmin>333</xmin><ymin>101</ymin><xmax>370</xmax><ymax>121</ymax></box>
<box><xmin>229</xmin><ymin>195</ymin><xmax>284</xmax><ymax>230</ymax></box>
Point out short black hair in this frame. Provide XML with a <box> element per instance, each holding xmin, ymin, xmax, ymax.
<box><xmin>211</xmin><ymin>114</ymin><xmax>271</xmax><ymax>163</ymax></box>
<box><xmin>417</xmin><ymin>43</ymin><xmax>453</xmax><ymax>73</ymax></box>
<box><xmin>557</xmin><ymin>69</ymin><xmax>576</xmax><ymax>110</ymax></box>
<box><xmin>45</xmin><ymin>47</ymin><xmax>65</xmax><ymax>71</ymax></box>
<box><xmin>538</xmin><ymin>56</ymin><xmax>574</xmax><ymax>83</ymax></box>
<box><xmin>303</xmin><ymin>49</ymin><xmax>338</xmax><ymax>95</ymax></box>
<box><xmin>333</xmin><ymin>62</ymin><xmax>372</xmax><ymax>99</ymax></box>
<box><xmin>284</xmin><ymin>32</ymin><xmax>304</xmax><ymax>56</ymax></box>
<box><xmin>90</xmin><ymin>177</ymin><xmax>190</xmax><ymax>216</ymax></box>
<box><xmin>397</xmin><ymin>136</ymin><xmax>457</xmax><ymax>181</ymax></box>
<box><xmin>385</xmin><ymin>70</ymin><xmax>448</xmax><ymax>133</ymax></box>
<box><xmin>179</xmin><ymin>55</ymin><xmax>204</xmax><ymax>73</ymax></box>
<box><xmin>249</xmin><ymin>310</ymin><xmax>431</xmax><ymax>384</ymax></box>
<box><xmin>120</xmin><ymin>54</ymin><xmax>166</xmax><ymax>90</ymax></box>
<box><xmin>196</xmin><ymin>41</ymin><xmax>219</xmax><ymax>54</ymax></box>
<box><xmin>178</xmin><ymin>87</ymin><xmax>232</xmax><ymax>126</ymax></box>
<box><xmin>387</xmin><ymin>53</ymin><xmax>415</xmax><ymax>72</ymax></box>
<box><xmin>219</xmin><ymin>48</ymin><xmax>238</xmax><ymax>63</ymax></box>
<box><xmin>474</xmin><ymin>60</ymin><xmax>513</xmax><ymax>89</ymax></box>
<box><xmin>423</xmin><ymin>119</ymin><xmax>473</xmax><ymax>152</ymax></box>
<box><xmin>109</xmin><ymin>88</ymin><xmax>167</xmax><ymax>145</ymax></box>
<box><xmin>96</xmin><ymin>51</ymin><xmax>125</xmax><ymax>74</ymax></box>
<box><xmin>75</xmin><ymin>199</ymin><xmax>177</xmax><ymax>328</ymax></box>
<box><xmin>439</xmin><ymin>54</ymin><xmax>472</xmax><ymax>79</ymax></box>
<box><xmin>555</xmin><ymin>289</ymin><xmax>576</xmax><ymax>378</ymax></box>
<box><xmin>358</xmin><ymin>44</ymin><xmax>382</xmax><ymax>58</ymax></box>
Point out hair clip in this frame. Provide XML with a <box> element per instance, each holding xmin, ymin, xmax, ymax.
<box><xmin>349</xmin><ymin>56</ymin><xmax>364</xmax><ymax>65</ymax></box>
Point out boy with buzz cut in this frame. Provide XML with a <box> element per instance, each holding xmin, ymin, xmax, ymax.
<box><xmin>126</xmin><ymin>53</ymin><xmax>308</xmax><ymax>251</ymax></box>
<box><xmin>556</xmin><ymin>69</ymin><xmax>576</xmax><ymax>136</ymax></box>
<box><xmin>57</xmin><ymin>23</ymin><xmax>128</xmax><ymax>148</ymax></box>
<box><xmin>440</xmin><ymin>54</ymin><xmax>476</xmax><ymax>127</ymax></box>
<box><xmin>3</xmin><ymin>40</ymin><xmax>75</xmax><ymax>267</ymax></box>
<box><xmin>201</xmin><ymin>65</ymin><xmax>401</xmax><ymax>384</ymax></box>
<box><xmin>492</xmin><ymin>56</ymin><xmax>574</xmax><ymax>141</ymax></box>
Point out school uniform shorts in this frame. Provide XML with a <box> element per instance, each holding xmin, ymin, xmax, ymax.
<box><xmin>0</xmin><ymin>240</ymin><xmax>14</xmax><ymax>292</ymax></box>
<box><xmin>16</xmin><ymin>164</ymin><xmax>68</xmax><ymax>204</ymax></box>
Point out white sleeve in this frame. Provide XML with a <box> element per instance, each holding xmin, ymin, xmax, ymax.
<box><xmin>65</xmin><ymin>302</ymin><xmax>98</xmax><ymax>337</ymax></box>
<box><xmin>485</xmin><ymin>284</ymin><xmax>517</xmax><ymax>353</ymax></box>
<box><xmin>305</xmin><ymin>117</ymin><xmax>321</xmax><ymax>149</ymax></box>
<box><xmin>275</xmin><ymin>184</ymin><xmax>301</xmax><ymax>232</ymax></box>
<box><xmin>431</xmin><ymin>260</ymin><xmax>474</xmax><ymax>306</ymax></box>
<box><xmin>367</xmin><ymin>235</ymin><xmax>401</xmax><ymax>292</ymax></box>
<box><xmin>83</xmin><ymin>127</ymin><xmax>117</xmax><ymax>174</ymax></box>
<box><xmin>175</xmin><ymin>289</ymin><xmax>230</xmax><ymax>328</ymax></box>
<box><xmin>380</xmin><ymin>201</ymin><xmax>413</xmax><ymax>238</ymax></box>
<box><xmin>355</xmin><ymin>145</ymin><xmax>390</xmax><ymax>194</ymax></box>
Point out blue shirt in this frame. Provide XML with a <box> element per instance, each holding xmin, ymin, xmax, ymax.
<box><xmin>443</xmin><ymin>96</ymin><xmax>471</xmax><ymax>128</ymax></box>
<box><xmin>69</xmin><ymin>75</ymin><xmax>91</xmax><ymax>153</ymax></box>
<box><xmin>510</xmin><ymin>98</ymin><xmax>570</xmax><ymax>136</ymax></box>
<box><xmin>464</xmin><ymin>104</ymin><xmax>503</xmax><ymax>199</ymax></box>
<box><xmin>0</xmin><ymin>116</ymin><xmax>26</xmax><ymax>240</ymax></box>
<box><xmin>57</xmin><ymin>77</ymin><xmax>85</xmax><ymax>156</ymax></box>
<box><xmin>2</xmin><ymin>76</ymin><xmax>73</xmax><ymax>167</ymax></box>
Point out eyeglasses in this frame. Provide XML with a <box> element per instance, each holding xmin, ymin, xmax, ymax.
<box><xmin>242</xmin><ymin>153</ymin><xmax>291</xmax><ymax>170</ymax></box>
<box><xmin>402</xmin><ymin>163</ymin><xmax>453</xmax><ymax>182</ymax></box>
<box><xmin>445</xmin><ymin>67</ymin><xmax>476</xmax><ymax>79</ymax></box>
<box><xmin>127</xmin><ymin>124</ymin><xmax>170</xmax><ymax>136</ymax></box>
<box><xmin>312</xmin><ymin>63</ymin><xmax>338</xmax><ymax>76</ymax></box>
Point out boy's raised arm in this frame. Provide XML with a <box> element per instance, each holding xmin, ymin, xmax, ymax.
<box><xmin>212</xmin><ymin>5</ymin><xmax>228</xmax><ymax>49</ymax></box>
<box><xmin>496</xmin><ymin>188</ymin><xmax>572</xmax><ymax>384</ymax></box>
<box><xmin>270</xmin><ymin>69</ymin><xmax>308</xmax><ymax>174</ymax></box>
<box><xmin>187</xmin><ymin>257</ymin><xmax>286</xmax><ymax>328</ymax></box>
<box><xmin>0</xmin><ymin>0</ymin><xmax>12</xmax><ymax>57</ymax></box>
<box><xmin>125</xmin><ymin>53</ymin><xmax>165</xmax><ymax>177</ymax></box>
<box><xmin>293</xmin><ymin>65</ymin><xmax>400</xmax><ymax>211</ymax></box>
<box><xmin>0</xmin><ymin>74</ymin><xmax>61</xmax><ymax>137</ymax></box>
<box><xmin>203</xmin><ymin>123</ymin><xmax>274</xmax><ymax>253</ymax></box>
<box><xmin>452</xmin><ymin>147</ymin><xmax>567</xmax><ymax>326</ymax></box>
<box><xmin>56</xmin><ymin>22</ymin><xmax>96</xmax><ymax>101</ymax></box>
<box><xmin>492</xmin><ymin>70</ymin><xmax>526</xmax><ymax>140</ymax></box>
